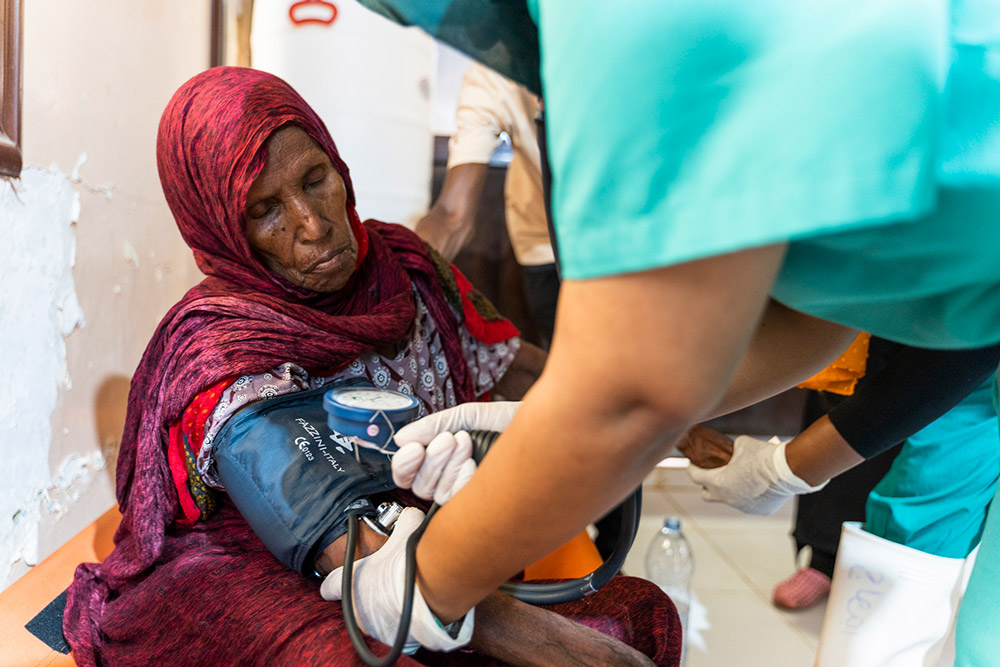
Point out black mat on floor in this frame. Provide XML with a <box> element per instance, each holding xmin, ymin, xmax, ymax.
<box><xmin>24</xmin><ymin>589</ymin><xmax>71</xmax><ymax>654</ymax></box>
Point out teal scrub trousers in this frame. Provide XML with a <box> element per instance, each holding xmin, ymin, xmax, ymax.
<box><xmin>952</xmin><ymin>372</ymin><xmax>1000</xmax><ymax>666</ymax></box>
<box><xmin>866</xmin><ymin>377</ymin><xmax>999</xmax><ymax>560</ymax></box>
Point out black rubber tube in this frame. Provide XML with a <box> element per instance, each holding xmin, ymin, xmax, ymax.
<box><xmin>498</xmin><ymin>487</ymin><xmax>640</xmax><ymax>604</ymax></box>
<box><xmin>467</xmin><ymin>430</ymin><xmax>642</xmax><ymax>604</ymax></box>
<box><xmin>341</xmin><ymin>504</ymin><xmax>440</xmax><ymax>666</ymax></box>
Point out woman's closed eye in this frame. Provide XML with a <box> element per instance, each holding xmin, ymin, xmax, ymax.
<box><xmin>304</xmin><ymin>166</ymin><xmax>330</xmax><ymax>191</ymax></box>
<box><xmin>248</xmin><ymin>200</ymin><xmax>279</xmax><ymax>220</ymax></box>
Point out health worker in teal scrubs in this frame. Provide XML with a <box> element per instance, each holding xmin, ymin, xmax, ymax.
<box><xmin>332</xmin><ymin>2</ymin><xmax>1000</xmax><ymax>664</ymax></box>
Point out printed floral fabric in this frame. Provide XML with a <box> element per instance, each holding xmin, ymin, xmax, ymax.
<box><xmin>194</xmin><ymin>290</ymin><xmax>519</xmax><ymax>491</ymax></box>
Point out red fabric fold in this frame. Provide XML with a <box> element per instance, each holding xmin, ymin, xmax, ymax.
<box><xmin>453</xmin><ymin>267</ymin><xmax>521</xmax><ymax>345</ymax></box>
<box><xmin>165</xmin><ymin>424</ymin><xmax>200</xmax><ymax>526</ymax></box>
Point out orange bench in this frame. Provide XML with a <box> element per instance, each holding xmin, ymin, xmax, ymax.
<box><xmin>0</xmin><ymin>507</ymin><xmax>120</xmax><ymax>667</ymax></box>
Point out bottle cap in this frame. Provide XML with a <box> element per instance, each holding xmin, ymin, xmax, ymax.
<box><xmin>664</xmin><ymin>516</ymin><xmax>681</xmax><ymax>531</ymax></box>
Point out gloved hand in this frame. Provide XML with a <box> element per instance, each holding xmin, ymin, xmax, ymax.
<box><xmin>392</xmin><ymin>401</ymin><xmax>521</xmax><ymax>504</ymax></box>
<box><xmin>392</xmin><ymin>431</ymin><xmax>477</xmax><ymax>504</ymax></box>
<box><xmin>321</xmin><ymin>507</ymin><xmax>474</xmax><ymax>653</ymax></box>
<box><xmin>687</xmin><ymin>435</ymin><xmax>829</xmax><ymax>515</ymax></box>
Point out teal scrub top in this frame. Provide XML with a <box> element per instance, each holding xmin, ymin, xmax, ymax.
<box><xmin>358</xmin><ymin>0</ymin><xmax>1000</xmax><ymax>349</ymax></box>
<box><xmin>527</xmin><ymin>0</ymin><xmax>1000</xmax><ymax>349</ymax></box>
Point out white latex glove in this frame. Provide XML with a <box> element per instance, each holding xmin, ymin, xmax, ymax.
<box><xmin>397</xmin><ymin>401</ymin><xmax>522</xmax><ymax>440</ymax></box>
<box><xmin>687</xmin><ymin>435</ymin><xmax>829</xmax><ymax>515</ymax></box>
<box><xmin>392</xmin><ymin>431</ymin><xmax>477</xmax><ymax>504</ymax></box>
<box><xmin>391</xmin><ymin>401</ymin><xmax>521</xmax><ymax>504</ymax></box>
<box><xmin>321</xmin><ymin>507</ymin><xmax>474</xmax><ymax>653</ymax></box>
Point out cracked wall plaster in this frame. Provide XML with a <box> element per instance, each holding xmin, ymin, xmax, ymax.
<box><xmin>0</xmin><ymin>167</ymin><xmax>87</xmax><ymax>586</ymax></box>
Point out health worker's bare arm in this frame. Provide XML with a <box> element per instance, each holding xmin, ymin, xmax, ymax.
<box><xmin>416</xmin><ymin>243</ymin><xmax>788</xmax><ymax>622</ymax></box>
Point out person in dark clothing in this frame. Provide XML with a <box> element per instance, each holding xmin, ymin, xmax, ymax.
<box><xmin>681</xmin><ymin>336</ymin><xmax>1000</xmax><ymax>662</ymax></box>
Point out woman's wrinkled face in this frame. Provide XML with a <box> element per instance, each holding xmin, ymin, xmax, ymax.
<box><xmin>245</xmin><ymin>126</ymin><xmax>359</xmax><ymax>293</ymax></box>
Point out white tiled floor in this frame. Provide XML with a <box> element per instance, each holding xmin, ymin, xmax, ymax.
<box><xmin>623</xmin><ymin>465</ymin><xmax>826</xmax><ymax>667</ymax></box>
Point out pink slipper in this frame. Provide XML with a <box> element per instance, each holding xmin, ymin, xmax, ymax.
<box><xmin>772</xmin><ymin>567</ymin><xmax>831</xmax><ymax>610</ymax></box>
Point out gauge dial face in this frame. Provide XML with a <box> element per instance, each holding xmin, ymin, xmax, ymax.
<box><xmin>333</xmin><ymin>388</ymin><xmax>415</xmax><ymax>411</ymax></box>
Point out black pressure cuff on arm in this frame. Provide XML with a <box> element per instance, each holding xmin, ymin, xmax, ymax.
<box><xmin>213</xmin><ymin>384</ymin><xmax>395</xmax><ymax>578</ymax></box>
<box><xmin>828</xmin><ymin>341</ymin><xmax>1000</xmax><ymax>460</ymax></box>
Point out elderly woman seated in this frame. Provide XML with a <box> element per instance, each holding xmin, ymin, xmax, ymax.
<box><xmin>64</xmin><ymin>67</ymin><xmax>680</xmax><ymax>666</ymax></box>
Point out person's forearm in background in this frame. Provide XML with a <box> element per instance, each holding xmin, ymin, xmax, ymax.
<box><xmin>693</xmin><ymin>338</ymin><xmax>1000</xmax><ymax>486</ymax></box>
<box><xmin>827</xmin><ymin>342</ymin><xmax>1000</xmax><ymax>458</ymax></box>
<box><xmin>782</xmin><ymin>414</ymin><xmax>865</xmax><ymax>485</ymax></box>
<box><xmin>416</xmin><ymin>244</ymin><xmax>788</xmax><ymax>622</ymax></box>
<box><xmin>787</xmin><ymin>341</ymin><xmax>1000</xmax><ymax>484</ymax></box>
<box><xmin>415</xmin><ymin>162</ymin><xmax>488</xmax><ymax>261</ymax></box>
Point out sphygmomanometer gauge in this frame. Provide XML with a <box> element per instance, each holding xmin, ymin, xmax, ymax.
<box><xmin>323</xmin><ymin>385</ymin><xmax>420</xmax><ymax>453</ymax></box>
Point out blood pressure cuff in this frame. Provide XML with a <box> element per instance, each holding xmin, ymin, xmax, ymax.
<box><xmin>213</xmin><ymin>384</ymin><xmax>396</xmax><ymax>578</ymax></box>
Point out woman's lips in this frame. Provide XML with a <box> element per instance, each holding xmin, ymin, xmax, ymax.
<box><xmin>308</xmin><ymin>247</ymin><xmax>347</xmax><ymax>273</ymax></box>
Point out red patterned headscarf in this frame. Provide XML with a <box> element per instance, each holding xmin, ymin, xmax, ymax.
<box><xmin>156</xmin><ymin>66</ymin><xmax>370</xmax><ymax>298</ymax></box>
<box><xmin>77</xmin><ymin>67</ymin><xmax>512</xmax><ymax>593</ymax></box>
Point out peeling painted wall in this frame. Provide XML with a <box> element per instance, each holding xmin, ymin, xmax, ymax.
<box><xmin>0</xmin><ymin>169</ymin><xmax>86</xmax><ymax>584</ymax></box>
<box><xmin>0</xmin><ymin>1</ymin><xmax>209</xmax><ymax>591</ymax></box>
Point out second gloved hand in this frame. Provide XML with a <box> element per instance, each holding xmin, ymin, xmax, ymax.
<box><xmin>321</xmin><ymin>507</ymin><xmax>474</xmax><ymax>653</ymax></box>
<box><xmin>687</xmin><ymin>435</ymin><xmax>829</xmax><ymax>515</ymax></box>
<box><xmin>392</xmin><ymin>401</ymin><xmax>521</xmax><ymax>504</ymax></box>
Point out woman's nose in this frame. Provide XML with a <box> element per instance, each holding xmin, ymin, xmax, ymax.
<box><xmin>289</xmin><ymin>197</ymin><xmax>328</xmax><ymax>241</ymax></box>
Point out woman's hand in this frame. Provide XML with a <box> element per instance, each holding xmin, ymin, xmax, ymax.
<box><xmin>677</xmin><ymin>425</ymin><xmax>735</xmax><ymax>469</ymax></box>
<box><xmin>313</xmin><ymin>521</ymin><xmax>388</xmax><ymax>577</ymax></box>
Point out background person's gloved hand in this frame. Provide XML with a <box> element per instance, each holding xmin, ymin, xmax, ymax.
<box><xmin>687</xmin><ymin>435</ymin><xmax>829</xmax><ymax>515</ymax></box>
<box><xmin>391</xmin><ymin>402</ymin><xmax>521</xmax><ymax>503</ymax></box>
<box><xmin>321</xmin><ymin>507</ymin><xmax>474</xmax><ymax>653</ymax></box>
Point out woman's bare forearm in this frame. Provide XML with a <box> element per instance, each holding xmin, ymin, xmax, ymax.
<box><xmin>313</xmin><ymin>523</ymin><xmax>387</xmax><ymax>576</ymax></box>
<box><xmin>470</xmin><ymin>592</ymin><xmax>654</xmax><ymax>667</ymax></box>
<box><xmin>495</xmin><ymin>341</ymin><xmax>547</xmax><ymax>400</ymax></box>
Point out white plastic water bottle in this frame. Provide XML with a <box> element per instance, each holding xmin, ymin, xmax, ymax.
<box><xmin>646</xmin><ymin>516</ymin><xmax>694</xmax><ymax>665</ymax></box>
